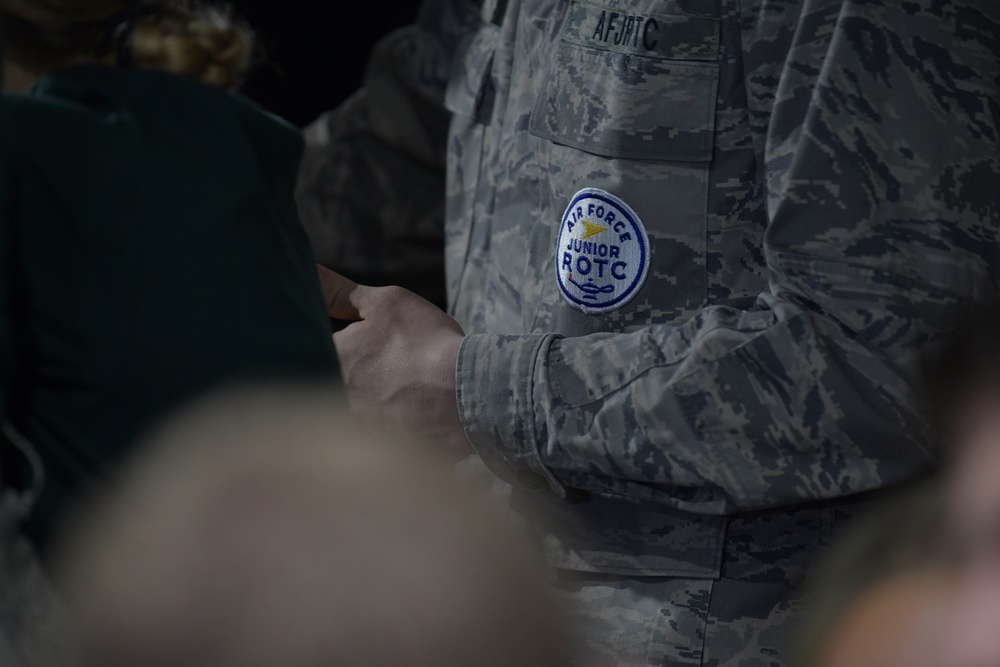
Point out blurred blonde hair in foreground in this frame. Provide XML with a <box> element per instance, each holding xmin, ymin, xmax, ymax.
<box><xmin>50</xmin><ymin>384</ymin><xmax>570</xmax><ymax>667</ymax></box>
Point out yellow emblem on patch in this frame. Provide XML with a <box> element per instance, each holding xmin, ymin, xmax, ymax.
<box><xmin>557</xmin><ymin>187</ymin><xmax>651</xmax><ymax>315</ymax></box>
<box><xmin>581</xmin><ymin>220</ymin><xmax>609</xmax><ymax>240</ymax></box>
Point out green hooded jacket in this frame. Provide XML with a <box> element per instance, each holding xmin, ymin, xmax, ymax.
<box><xmin>0</xmin><ymin>64</ymin><xmax>340</xmax><ymax>547</ymax></box>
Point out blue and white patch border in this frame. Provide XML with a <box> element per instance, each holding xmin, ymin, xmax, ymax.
<box><xmin>555</xmin><ymin>187</ymin><xmax>651</xmax><ymax>315</ymax></box>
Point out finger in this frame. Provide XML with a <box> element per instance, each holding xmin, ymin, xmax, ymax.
<box><xmin>317</xmin><ymin>265</ymin><xmax>362</xmax><ymax>320</ymax></box>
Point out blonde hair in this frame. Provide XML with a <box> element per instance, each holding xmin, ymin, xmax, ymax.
<box><xmin>53</xmin><ymin>385</ymin><xmax>572</xmax><ymax>667</ymax></box>
<box><xmin>0</xmin><ymin>0</ymin><xmax>255</xmax><ymax>88</ymax></box>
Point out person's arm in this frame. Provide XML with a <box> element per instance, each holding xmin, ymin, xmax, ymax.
<box><xmin>458</xmin><ymin>0</ymin><xmax>1000</xmax><ymax>514</ymax></box>
<box><xmin>295</xmin><ymin>0</ymin><xmax>461</xmax><ymax>309</ymax></box>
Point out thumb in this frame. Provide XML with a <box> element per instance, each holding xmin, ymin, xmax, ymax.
<box><xmin>317</xmin><ymin>265</ymin><xmax>362</xmax><ymax>321</ymax></box>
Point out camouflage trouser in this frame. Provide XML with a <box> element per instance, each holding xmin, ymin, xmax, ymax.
<box><xmin>546</xmin><ymin>499</ymin><xmax>874</xmax><ymax>667</ymax></box>
<box><xmin>555</xmin><ymin>571</ymin><xmax>804</xmax><ymax>667</ymax></box>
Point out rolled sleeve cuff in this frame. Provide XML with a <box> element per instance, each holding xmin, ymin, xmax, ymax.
<box><xmin>456</xmin><ymin>333</ymin><xmax>566</xmax><ymax>499</ymax></box>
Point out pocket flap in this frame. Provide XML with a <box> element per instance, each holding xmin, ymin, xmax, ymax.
<box><xmin>530</xmin><ymin>2</ymin><xmax>720</xmax><ymax>162</ymax></box>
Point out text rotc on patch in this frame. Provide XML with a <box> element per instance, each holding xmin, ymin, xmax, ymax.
<box><xmin>556</xmin><ymin>188</ymin><xmax>650</xmax><ymax>315</ymax></box>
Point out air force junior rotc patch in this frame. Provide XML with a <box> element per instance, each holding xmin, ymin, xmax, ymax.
<box><xmin>556</xmin><ymin>188</ymin><xmax>650</xmax><ymax>314</ymax></box>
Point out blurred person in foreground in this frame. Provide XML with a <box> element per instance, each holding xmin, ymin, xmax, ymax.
<box><xmin>788</xmin><ymin>476</ymin><xmax>950</xmax><ymax>667</ymax></box>
<box><xmin>51</xmin><ymin>384</ymin><xmax>571</xmax><ymax>667</ymax></box>
<box><xmin>787</xmin><ymin>303</ymin><xmax>1000</xmax><ymax>667</ymax></box>
<box><xmin>923</xmin><ymin>304</ymin><xmax>1000</xmax><ymax>667</ymax></box>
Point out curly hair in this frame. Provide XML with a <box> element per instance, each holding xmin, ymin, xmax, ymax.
<box><xmin>0</xmin><ymin>0</ymin><xmax>255</xmax><ymax>88</ymax></box>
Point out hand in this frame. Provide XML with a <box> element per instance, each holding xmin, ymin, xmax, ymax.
<box><xmin>318</xmin><ymin>266</ymin><xmax>472</xmax><ymax>455</ymax></box>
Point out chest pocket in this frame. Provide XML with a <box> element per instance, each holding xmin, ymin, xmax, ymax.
<box><xmin>529</xmin><ymin>1</ymin><xmax>720</xmax><ymax>162</ymax></box>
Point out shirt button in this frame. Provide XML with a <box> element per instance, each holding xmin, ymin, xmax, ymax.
<box><xmin>517</xmin><ymin>470</ymin><xmax>547</xmax><ymax>491</ymax></box>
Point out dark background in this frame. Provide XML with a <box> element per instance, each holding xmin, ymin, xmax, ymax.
<box><xmin>232</xmin><ymin>1</ymin><xmax>422</xmax><ymax>127</ymax></box>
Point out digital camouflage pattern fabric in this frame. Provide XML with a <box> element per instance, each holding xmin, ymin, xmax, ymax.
<box><xmin>298</xmin><ymin>0</ymin><xmax>1000</xmax><ymax>664</ymax></box>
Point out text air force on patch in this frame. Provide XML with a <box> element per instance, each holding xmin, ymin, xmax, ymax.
<box><xmin>556</xmin><ymin>188</ymin><xmax>650</xmax><ymax>314</ymax></box>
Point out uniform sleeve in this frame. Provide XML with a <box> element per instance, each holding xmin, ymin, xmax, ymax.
<box><xmin>294</xmin><ymin>0</ymin><xmax>462</xmax><ymax>308</ymax></box>
<box><xmin>458</xmin><ymin>0</ymin><xmax>1000</xmax><ymax>514</ymax></box>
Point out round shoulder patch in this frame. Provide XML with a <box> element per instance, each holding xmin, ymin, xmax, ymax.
<box><xmin>555</xmin><ymin>188</ymin><xmax>650</xmax><ymax>315</ymax></box>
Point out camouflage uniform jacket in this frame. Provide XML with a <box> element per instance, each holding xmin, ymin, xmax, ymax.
<box><xmin>298</xmin><ymin>0</ymin><xmax>1000</xmax><ymax>664</ymax></box>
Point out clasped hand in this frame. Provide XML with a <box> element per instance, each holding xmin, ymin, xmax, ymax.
<box><xmin>317</xmin><ymin>265</ymin><xmax>472</xmax><ymax>455</ymax></box>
